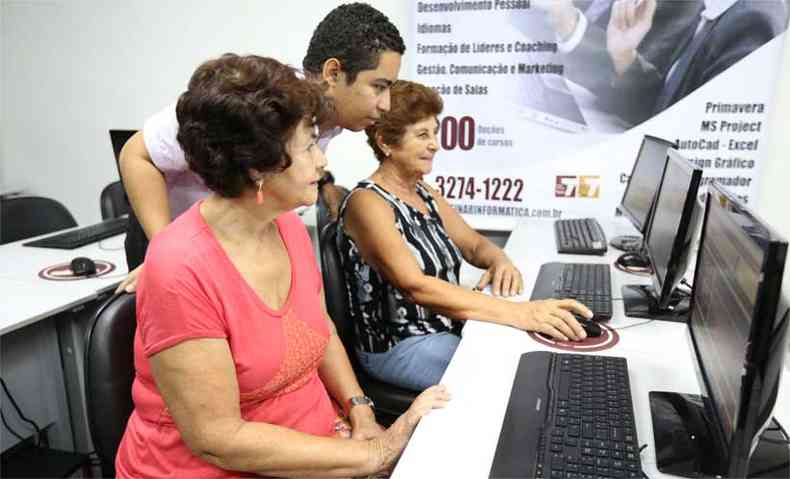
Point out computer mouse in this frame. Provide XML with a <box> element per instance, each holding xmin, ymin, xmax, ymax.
<box><xmin>617</xmin><ymin>252</ymin><xmax>650</xmax><ymax>269</ymax></box>
<box><xmin>70</xmin><ymin>257</ymin><xmax>97</xmax><ymax>277</ymax></box>
<box><xmin>580</xmin><ymin>319</ymin><xmax>602</xmax><ymax>338</ymax></box>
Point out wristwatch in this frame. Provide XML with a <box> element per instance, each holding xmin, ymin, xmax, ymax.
<box><xmin>347</xmin><ymin>395</ymin><xmax>375</xmax><ymax>412</ymax></box>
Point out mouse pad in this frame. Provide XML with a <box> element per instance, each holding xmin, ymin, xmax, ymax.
<box><xmin>528</xmin><ymin>323</ymin><xmax>620</xmax><ymax>352</ymax></box>
<box><xmin>38</xmin><ymin>260</ymin><xmax>116</xmax><ymax>281</ymax></box>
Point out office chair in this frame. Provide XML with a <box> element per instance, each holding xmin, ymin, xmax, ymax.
<box><xmin>319</xmin><ymin>222</ymin><xmax>418</xmax><ymax>426</ymax></box>
<box><xmin>84</xmin><ymin>293</ymin><xmax>136</xmax><ymax>478</ymax></box>
<box><xmin>100</xmin><ymin>181</ymin><xmax>130</xmax><ymax>220</ymax></box>
<box><xmin>0</xmin><ymin>196</ymin><xmax>77</xmax><ymax>244</ymax></box>
<box><xmin>316</xmin><ymin>183</ymin><xmax>349</xmax><ymax>237</ymax></box>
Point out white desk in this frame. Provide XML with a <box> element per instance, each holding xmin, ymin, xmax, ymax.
<box><xmin>0</xmin><ymin>231</ymin><xmax>128</xmax><ymax>452</ymax></box>
<box><xmin>0</xmin><ymin>233</ymin><xmax>128</xmax><ymax>335</ymax></box>
<box><xmin>393</xmin><ymin>217</ymin><xmax>790</xmax><ymax>479</ymax></box>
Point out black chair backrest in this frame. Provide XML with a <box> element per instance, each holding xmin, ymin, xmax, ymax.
<box><xmin>84</xmin><ymin>293</ymin><xmax>136</xmax><ymax>478</ymax></box>
<box><xmin>319</xmin><ymin>221</ymin><xmax>356</xmax><ymax>354</ymax></box>
<box><xmin>0</xmin><ymin>196</ymin><xmax>77</xmax><ymax>244</ymax></box>
<box><xmin>315</xmin><ymin>184</ymin><xmax>350</xmax><ymax>240</ymax></box>
<box><xmin>100</xmin><ymin>181</ymin><xmax>130</xmax><ymax>220</ymax></box>
<box><xmin>319</xmin><ymin>221</ymin><xmax>420</xmax><ymax>421</ymax></box>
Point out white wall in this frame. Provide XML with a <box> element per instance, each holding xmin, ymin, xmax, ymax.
<box><xmin>0</xmin><ymin>0</ymin><xmax>409</xmax><ymax>223</ymax></box>
<box><xmin>759</xmin><ymin>32</ymin><xmax>790</xmax><ymax>300</ymax></box>
<box><xmin>1</xmin><ymin>2</ymin><xmax>6</xmax><ymax>192</ymax></box>
<box><xmin>761</xmin><ymin>33</ymin><xmax>790</xmax><ymax>231</ymax></box>
<box><xmin>0</xmin><ymin>0</ymin><xmax>788</xmax><ymax>237</ymax></box>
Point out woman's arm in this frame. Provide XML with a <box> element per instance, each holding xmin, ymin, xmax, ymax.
<box><xmin>317</xmin><ymin>288</ymin><xmax>384</xmax><ymax>440</ymax></box>
<box><xmin>150</xmin><ymin>338</ymin><xmax>377</xmax><ymax>477</ymax></box>
<box><xmin>343</xmin><ymin>190</ymin><xmax>589</xmax><ymax>341</ymax></box>
<box><xmin>423</xmin><ymin>183</ymin><xmax>523</xmax><ymax>296</ymax></box>
<box><xmin>114</xmin><ymin>131</ymin><xmax>172</xmax><ymax>294</ymax></box>
<box><xmin>150</xmin><ymin>337</ymin><xmax>448</xmax><ymax>477</ymax></box>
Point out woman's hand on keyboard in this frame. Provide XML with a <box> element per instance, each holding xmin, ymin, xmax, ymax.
<box><xmin>514</xmin><ymin>299</ymin><xmax>592</xmax><ymax>341</ymax></box>
<box><xmin>476</xmin><ymin>257</ymin><xmax>524</xmax><ymax>297</ymax></box>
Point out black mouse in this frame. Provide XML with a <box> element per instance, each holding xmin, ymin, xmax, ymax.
<box><xmin>580</xmin><ymin>319</ymin><xmax>602</xmax><ymax>338</ymax></box>
<box><xmin>617</xmin><ymin>252</ymin><xmax>650</xmax><ymax>269</ymax></box>
<box><xmin>70</xmin><ymin>257</ymin><xmax>97</xmax><ymax>276</ymax></box>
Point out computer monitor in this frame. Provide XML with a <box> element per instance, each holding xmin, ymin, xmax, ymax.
<box><xmin>109</xmin><ymin>129</ymin><xmax>137</xmax><ymax>178</ymax></box>
<box><xmin>622</xmin><ymin>149</ymin><xmax>703</xmax><ymax>320</ymax></box>
<box><xmin>649</xmin><ymin>183</ymin><xmax>789</xmax><ymax>478</ymax></box>
<box><xmin>619</xmin><ymin>135</ymin><xmax>677</xmax><ymax>234</ymax></box>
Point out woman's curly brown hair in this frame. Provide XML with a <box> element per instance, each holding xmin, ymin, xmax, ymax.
<box><xmin>176</xmin><ymin>54</ymin><xmax>331</xmax><ymax>197</ymax></box>
<box><xmin>364</xmin><ymin>80</ymin><xmax>443</xmax><ymax>163</ymax></box>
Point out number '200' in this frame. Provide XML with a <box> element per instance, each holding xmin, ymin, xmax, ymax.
<box><xmin>440</xmin><ymin>116</ymin><xmax>475</xmax><ymax>151</ymax></box>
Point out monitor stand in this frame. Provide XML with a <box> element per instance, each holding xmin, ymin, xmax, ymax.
<box><xmin>610</xmin><ymin>235</ymin><xmax>642</xmax><ymax>253</ymax></box>
<box><xmin>621</xmin><ymin>284</ymin><xmax>689</xmax><ymax>322</ymax></box>
<box><xmin>649</xmin><ymin>391</ymin><xmax>790</xmax><ymax>478</ymax></box>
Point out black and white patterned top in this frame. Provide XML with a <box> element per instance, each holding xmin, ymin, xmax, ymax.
<box><xmin>337</xmin><ymin>180</ymin><xmax>464</xmax><ymax>353</ymax></box>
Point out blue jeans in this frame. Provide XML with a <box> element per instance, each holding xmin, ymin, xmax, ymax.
<box><xmin>356</xmin><ymin>332</ymin><xmax>461</xmax><ymax>392</ymax></box>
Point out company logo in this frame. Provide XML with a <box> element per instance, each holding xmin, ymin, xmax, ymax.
<box><xmin>555</xmin><ymin>175</ymin><xmax>600</xmax><ymax>198</ymax></box>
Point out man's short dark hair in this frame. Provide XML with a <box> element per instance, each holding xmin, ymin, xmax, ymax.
<box><xmin>303</xmin><ymin>3</ymin><xmax>405</xmax><ymax>84</ymax></box>
<box><xmin>176</xmin><ymin>54</ymin><xmax>330</xmax><ymax>198</ymax></box>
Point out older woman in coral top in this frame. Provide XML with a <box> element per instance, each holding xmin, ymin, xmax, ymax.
<box><xmin>114</xmin><ymin>54</ymin><xmax>448</xmax><ymax>479</ymax></box>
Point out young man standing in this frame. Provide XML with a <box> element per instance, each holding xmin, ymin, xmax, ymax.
<box><xmin>117</xmin><ymin>3</ymin><xmax>405</xmax><ymax>292</ymax></box>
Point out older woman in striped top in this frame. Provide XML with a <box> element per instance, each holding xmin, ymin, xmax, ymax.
<box><xmin>337</xmin><ymin>80</ymin><xmax>593</xmax><ymax>392</ymax></box>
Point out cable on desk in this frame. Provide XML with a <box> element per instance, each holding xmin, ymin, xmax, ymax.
<box><xmin>1</xmin><ymin>377</ymin><xmax>42</xmax><ymax>446</ymax></box>
<box><xmin>638</xmin><ymin>444</ymin><xmax>649</xmax><ymax>479</ymax></box>
<box><xmin>1</xmin><ymin>409</ymin><xmax>25</xmax><ymax>441</ymax></box>
<box><xmin>612</xmin><ymin>319</ymin><xmax>655</xmax><ymax>331</ymax></box>
<box><xmin>612</xmin><ymin>260</ymin><xmax>651</xmax><ymax>277</ymax></box>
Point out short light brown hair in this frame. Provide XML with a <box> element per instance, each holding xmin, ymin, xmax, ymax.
<box><xmin>365</xmin><ymin>80</ymin><xmax>443</xmax><ymax>162</ymax></box>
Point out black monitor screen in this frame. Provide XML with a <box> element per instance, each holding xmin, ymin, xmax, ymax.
<box><xmin>644</xmin><ymin>150</ymin><xmax>700</xmax><ymax>297</ymax></box>
<box><xmin>621</xmin><ymin>136</ymin><xmax>675</xmax><ymax>233</ymax></box>
<box><xmin>689</xmin><ymin>188</ymin><xmax>770</xmax><ymax>442</ymax></box>
<box><xmin>109</xmin><ymin>130</ymin><xmax>137</xmax><ymax>160</ymax></box>
<box><xmin>109</xmin><ymin>129</ymin><xmax>137</xmax><ymax>178</ymax></box>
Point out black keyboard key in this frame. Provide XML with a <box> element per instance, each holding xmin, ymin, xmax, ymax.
<box><xmin>554</xmin><ymin>218</ymin><xmax>608</xmax><ymax>255</ymax></box>
<box><xmin>23</xmin><ymin>216</ymin><xmax>127</xmax><ymax>249</ymax></box>
<box><xmin>531</xmin><ymin>263</ymin><xmax>613</xmax><ymax>321</ymax></box>
<box><xmin>490</xmin><ymin>352</ymin><xmax>642</xmax><ymax>479</ymax></box>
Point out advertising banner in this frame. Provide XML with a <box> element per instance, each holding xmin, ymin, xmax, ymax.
<box><xmin>411</xmin><ymin>0</ymin><xmax>789</xmax><ymax>230</ymax></box>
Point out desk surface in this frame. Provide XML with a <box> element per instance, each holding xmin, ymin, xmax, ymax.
<box><xmin>0</xmin><ymin>232</ymin><xmax>128</xmax><ymax>335</ymax></box>
<box><xmin>393</xmin><ymin>216</ymin><xmax>790</xmax><ymax>479</ymax></box>
<box><xmin>0</xmin><ymin>207</ymin><xmax>320</xmax><ymax>336</ymax></box>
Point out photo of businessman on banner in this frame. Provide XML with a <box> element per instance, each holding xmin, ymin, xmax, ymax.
<box><xmin>532</xmin><ymin>0</ymin><xmax>789</xmax><ymax>128</ymax></box>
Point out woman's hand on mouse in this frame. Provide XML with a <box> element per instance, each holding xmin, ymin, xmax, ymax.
<box><xmin>115</xmin><ymin>264</ymin><xmax>143</xmax><ymax>294</ymax></box>
<box><xmin>510</xmin><ymin>299</ymin><xmax>592</xmax><ymax>341</ymax></box>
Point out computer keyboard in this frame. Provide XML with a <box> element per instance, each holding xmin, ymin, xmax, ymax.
<box><xmin>555</xmin><ymin>218</ymin><xmax>607</xmax><ymax>255</ymax></box>
<box><xmin>490</xmin><ymin>351</ymin><xmax>643</xmax><ymax>479</ymax></box>
<box><xmin>23</xmin><ymin>217</ymin><xmax>127</xmax><ymax>249</ymax></box>
<box><xmin>531</xmin><ymin>262</ymin><xmax>612</xmax><ymax>320</ymax></box>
